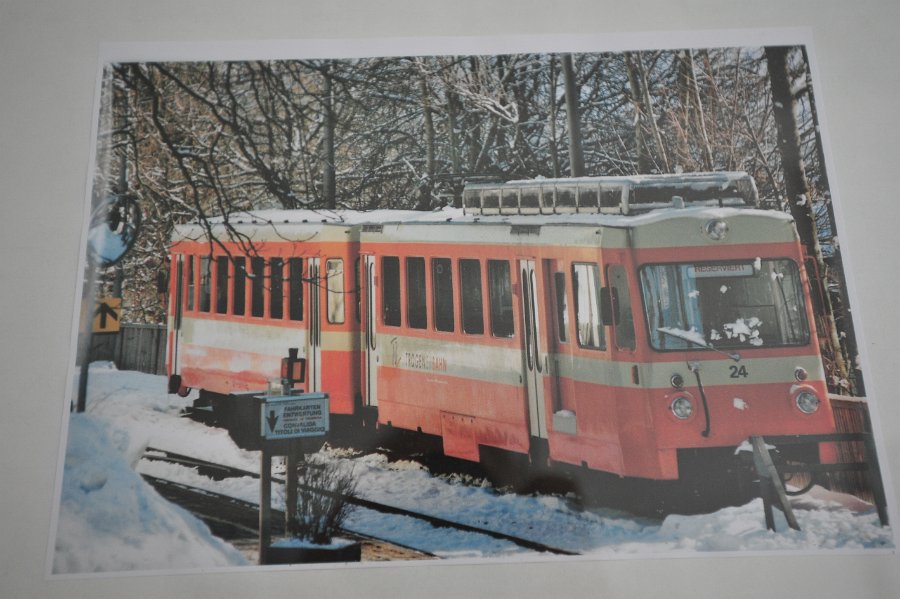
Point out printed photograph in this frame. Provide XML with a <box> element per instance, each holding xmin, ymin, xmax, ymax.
<box><xmin>51</xmin><ymin>36</ymin><xmax>894</xmax><ymax>575</ymax></box>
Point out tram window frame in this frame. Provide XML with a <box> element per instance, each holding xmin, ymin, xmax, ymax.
<box><xmin>572</xmin><ymin>262</ymin><xmax>606</xmax><ymax>350</ymax></box>
<box><xmin>520</xmin><ymin>188</ymin><xmax>540</xmax><ymax>209</ymax></box>
<box><xmin>556</xmin><ymin>186</ymin><xmax>576</xmax><ymax>209</ymax></box>
<box><xmin>501</xmin><ymin>189</ymin><xmax>519</xmax><ymax>210</ymax></box>
<box><xmin>288</xmin><ymin>257</ymin><xmax>304</xmax><ymax>321</ymax></box>
<box><xmin>600</xmin><ymin>187</ymin><xmax>623</xmax><ymax>209</ymax></box>
<box><xmin>233</xmin><ymin>257</ymin><xmax>246</xmax><ymax>316</ymax></box>
<box><xmin>608</xmin><ymin>264</ymin><xmax>635</xmax><ymax>350</ymax></box>
<box><xmin>432</xmin><ymin>257</ymin><xmax>455</xmax><ymax>333</ymax></box>
<box><xmin>325</xmin><ymin>258</ymin><xmax>345</xmax><ymax>324</ymax></box>
<box><xmin>355</xmin><ymin>257</ymin><xmax>362</xmax><ymax>324</ymax></box>
<box><xmin>463</xmin><ymin>189</ymin><xmax>481</xmax><ymax>210</ymax></box>
<box><xmin>185</xmin><ymin>255</ymin><xmax>195</xmax><ymax>311</ymax></box>
<box><xmin>406</xmin><ymin>257</ymin><xmax>427</xmax><ymax>330</ymax></box>
<box><xmin>382</xmin><ymin>256</ymin><xmax>401</xmax><ymax>327</ymax></box>
<box><xmin>577</xmin><ymin>186</ymin><xmax>599</xmax><ymax>210</ymax></box>
<box><xmin>250</xmin><ymin>256</ymin><xmax>265</xmax><ymax>318</ymax></box>
<box><xmin>482</xmin><ymin>190</ymin><xmax>500</xmax><ymax>209</ymax></box>
<box><xmin>199</xmin><ymin>256</ymin><xmax>211</xmax><ymax>312</ymax></box>
<box><xmin>487</xmin><ymin>259</ymin><xmax>515</xmax><ymax>338</ymax></box>
<box><xmin>270</xmin><ymin>258</ymin><xmax>284</xmax><ymax>320</ymax></box>
<box><xmin>553</xmin><ymin>272</ymin><xmax>569</xmax><ymax>342</ymax></box>
<box><xmin>459</xmin><ymin>259</ymin><xmax>485</xmax><ymax>335</ymax></box>
<box><xmin>541</xmin><ymin>187</ymin><xmax>555</xmax><ymax>212</ymax></box>
<box><xmin>215</xmin><ymin>256</ymin><xmax>229</xmax><ymax>314</ymax></box>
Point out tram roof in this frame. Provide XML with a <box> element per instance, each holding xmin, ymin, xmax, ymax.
<box><xmin>174</xmin><ymin>172</ymin><xmax>775</xmax><ymax>238</ymax></box>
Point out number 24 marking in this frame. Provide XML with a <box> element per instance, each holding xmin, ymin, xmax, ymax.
<box><xmin>729</xmin><ymin>365</ymin><xmax>749</xmax><ymax>378</ymax></box>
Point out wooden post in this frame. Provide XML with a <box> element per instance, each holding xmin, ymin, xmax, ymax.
<box><xmin>259</xmin><ymin>447</ymin><xmax>272</xmax><ymax>565</ymax></box>
<box><xmin>285</xmin><ymin>442</ymin><xmax>301</xmax><ymax>534</ymax></box>
<box><xmin>759</xmin><ymin>475</ymin><xmax>776</xmax><ymax>532</ymax></box>
<box><xmin>751</xmin><ymin>436</ymin><xmax>801</xmax><ymax>532</ymax></box>
<box><xmin>863</xmin><ymin>433</ymin><xmax>890</xmax><ymax>526</ymax></box>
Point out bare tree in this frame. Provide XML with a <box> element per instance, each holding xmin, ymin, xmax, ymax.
<box><xmin>766</xmin><ymin>45</ymin><xmax>850</xmax><ymax>391</ymax></box>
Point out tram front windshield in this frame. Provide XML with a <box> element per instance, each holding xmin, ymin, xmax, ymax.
<box><xmin>639</xmin><ymin>259</ymin><xmax>810</xmax><ymax>351</ymax></box>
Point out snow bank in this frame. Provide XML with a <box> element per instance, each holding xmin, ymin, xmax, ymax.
<box><xmin>53</xmin><ymin>365</ymin><xmax>894</xmax><ymax>574</ymax></box>
<box><xmin>52</xmin><ymin>413</ymin><xmax>247</xmax><ymax>573</ymax></box>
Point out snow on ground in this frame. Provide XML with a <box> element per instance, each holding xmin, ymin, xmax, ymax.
<box><xmin>53</xmin><ymin>364</ymin><xmax>893</xmax><ymax>574</ymax></box>
<box><xmin>53</xmin><ymin>412</ymin><xmax>247</xmax><ymax>573</ymax></box>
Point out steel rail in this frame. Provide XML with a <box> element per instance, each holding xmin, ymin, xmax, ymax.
<box><xmin>142</xmin><ymin>448</ymin><xmax>578</xmax><ymax>556</ymax></box>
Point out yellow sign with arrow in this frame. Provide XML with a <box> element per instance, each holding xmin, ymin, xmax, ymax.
<box><xmin>92</xmin><ymin>297</ymin><xmax>122</xmax><ymax>334</ymax></box>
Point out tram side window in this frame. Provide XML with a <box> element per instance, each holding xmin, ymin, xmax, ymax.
<box><xmin>326</xmin><ymin>258</ymin><xmax>344</xmax><ymax>324</ymax></box>
<box><xmin>288</xmin><ymin>258</ymin><xmax>303</xmax><ymax>321</ymax></box>
<box><xmin>216</xmin><ymin>257</ymin><xmax>229</xmax><ymax>314</ymax></box>
<box><xmin>382</xmin><ymin>256</ymin><xmax>401</xmax><ymax>327</ymax></box>
<box><xmin>460</xmin><ymin>259</ymin><xmax>484</xmax><ymax>335</ymax></box>
<box><xmin>432</xmin><ymin>258</ymin><xmax>455</xmax><ymax>332</ymax></box>
<box><xmin>199</xmin><ymin>256</ymin><xmax>211</xmax><ymax>312</ymax></box>
<box><xmin>270</xmin><ymin>258</ymin><xmax>284</xmax><ymax>319</ymax></box>
<box><xmin>251</xmin><ymin>257</ymin><xmax>265</xmax><ymax>317</ymax></box>
<box><xmin>487</xmin><ymin>260</ymin><xmax>514</xmax><ymax>338</ymax></box>
<box><xmin>186</xmin><ymin>256</ymin><xmax>195</xmax><ymax>311</ymax></box>
<box><xmin>554</xmin><ymin>272</ymin><xmax>569</xmax><ymax>342</ymax></box>
<box><xmin>406</xmin><ymin>257</ymin><xmax>427</xmax><ymax>329</ymax></box>
<box><xmin>233</xmin><ymin>257</ymin><xmax>246</xmax><ymax>316</ymax></box>
<box><xmin>572</xmin><ymin>263</ymin><xmax>605</xmax><ymax>349</ymax></box>
<box><xmin>608</xmin><ymin>264</ymin><xmax>635</xmax><ymax>350</ymax></box>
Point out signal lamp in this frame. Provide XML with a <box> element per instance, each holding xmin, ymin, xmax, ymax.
<box><xmin>670</xmin><ymin>373</ymin><xmax>685</xmax><ymax>389</ymax></box>
<box><xmin>794</xmin><ymin>366</ymin><xmax>809</xmax><ymax>382</ymax></box>
<box><xmin>704</xmin><ymin>219</ymin><xmax>729</xmax><ymax>241</ymax></box>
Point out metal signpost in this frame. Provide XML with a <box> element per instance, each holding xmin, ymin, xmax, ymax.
<box><xmin>258</xmin><ymin>391</ymin><xmax>329</xmax><ymax>565</ymax></box>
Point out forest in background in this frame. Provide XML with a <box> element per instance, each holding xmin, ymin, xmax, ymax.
<box><xmin>85</xmin><ymin>44</ymin><xmax>860</xmax><ymax>395</ymax></box>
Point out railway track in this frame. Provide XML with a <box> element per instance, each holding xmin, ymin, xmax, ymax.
<box><xmin>141</xmin><ymin>447</ymin><xmax>578</xmax><ymax>558</ymax></box>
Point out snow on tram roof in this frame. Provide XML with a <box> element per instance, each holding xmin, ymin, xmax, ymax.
<box><xmin>199</xmin><ymin>204</ymin><xmax>793</xmax><ymax>230</ymax></box>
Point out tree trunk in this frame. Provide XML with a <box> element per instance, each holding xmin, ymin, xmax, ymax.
<box><xmin>685</xmin><ymin>50</ymin><xmax>715</xmax><ymax>170</ymax></box>
<box><xmin>416</xmin><ymin>66</ymin><xmax>436</xmax><ymax>210</ymax></box>
<box><xmin>766</xmin><ymin>45</ymin><xmax>849</xmax><ymax>391</ymax></box>
<box><xmin>445</xmin><ymin>87</ymin><xmax>461</xmax><ymax>175</ymax></box>
<box><xmin>322</xmin><ymin>62</ymin><xmax>336</xmax><ymax>210</ymax></box>
<box><xmin>624</xmin><ymin>52</ymin><xmax>652</xmax><ymax>174</ymax></box>
<box><xmin>548</xmin><ymin>55</ymin><xmax>561</xmax><ymax>178</ymax></box>
<box><xmin>561</xmin><ymin>54</ymin><xmax>585</xmax><ymax>177</ymax></box>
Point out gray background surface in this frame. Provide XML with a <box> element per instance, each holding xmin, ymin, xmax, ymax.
<box><xmin>3</xmin><ymin>1</ymin><xmax>899</xmax><ymax>597</ymax></box>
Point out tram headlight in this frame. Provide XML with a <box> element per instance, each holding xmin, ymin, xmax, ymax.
<box><xmin>671</xmin><ymin>395</ymin><xmax>694</xmax><ymax>419</ymax></box>
<box><xmin>795</xmin><ymin>390</ymin><xmax>821</xmax><ymax>414</ymax></box>
<box><xmin>704</xmin><ymin>218</ymin><xmax>729</xmax><ymax>241</ymax></box>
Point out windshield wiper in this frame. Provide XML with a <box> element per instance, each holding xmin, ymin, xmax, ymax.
<box><xmin>657</xmin><ymin>327</ymin><xmax>741</xmax><ymax>362</ymax></box>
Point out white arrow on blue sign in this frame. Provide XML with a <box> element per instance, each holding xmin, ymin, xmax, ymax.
<box><xmin>260</xmin><ymin>393</ymin><xmax>329</xmax><ymax>440</ymax></box>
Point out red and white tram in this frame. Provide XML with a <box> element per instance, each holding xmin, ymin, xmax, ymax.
<box><xmin>166</xmin><ymin>172</ymin><xmax>837</xmax><ymax>508</ymax></box>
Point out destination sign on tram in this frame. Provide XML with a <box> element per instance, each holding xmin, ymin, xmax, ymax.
<box><xmin>260</xmin><ymin>393</ymin><xmax>329</xmax><ymax>440</ymax></box>
<box><xmin>688</xmin><ymin>263</ymin><xmax>754</xmax><ymax>278</ymax></box>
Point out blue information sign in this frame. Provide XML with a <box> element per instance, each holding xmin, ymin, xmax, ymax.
<box><xmin>260</xmin><ymin>393</ymin><xmax>329</xmax><ymax>440</ymax></box>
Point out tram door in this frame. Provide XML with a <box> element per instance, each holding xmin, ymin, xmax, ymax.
<box><xmin>307</xmin><ymin>257</ymin><xmax>322</xmax><ymax>392</ymax></box>
<box><xmin>363</xmin><ymin>255</ymin><xmax>379</xmax><ymax>407</ymax></box>
<box><xmin>519</xmin><ymin>259</ymin><xmax>549</xmax><ymax>439</ymax></box>
<box><xmin>169</xmin><ymin>255</ymin><xmax>184</xmax><ymax>375</ymax></box>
